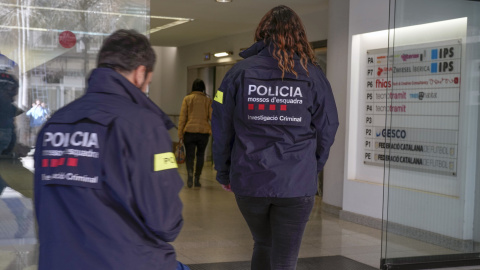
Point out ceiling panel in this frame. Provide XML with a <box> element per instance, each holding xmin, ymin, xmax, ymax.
<box><xmin>149</xmin><ymin>0</ymin><xmax>329</xmax><ymax>47</ymax></box>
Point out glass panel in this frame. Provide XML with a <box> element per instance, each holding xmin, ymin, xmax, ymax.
<box><xmin>0</xmin><ymin>0</ymin><xmax>149</xmax><ymax>268</ymax></box>
<box><xmin>382</xmin><ymin>0</ymin><xmax>480</xmax><ymax>267</ymax></box>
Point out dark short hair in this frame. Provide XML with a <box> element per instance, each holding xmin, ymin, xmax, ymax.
<box><xmin>97</xmin><ymin>29</ymin><xmax>156</xmax><ymax>73</ymax></box>
<box><xmin>192</xmin><ymin>79</ymin><xmax>206</xmax><ymax>92</ymax></box>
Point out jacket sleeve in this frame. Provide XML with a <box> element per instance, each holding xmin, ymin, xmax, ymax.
<box><xmin>177</xmin><ymin>97</ymin><xmax>188</xmax><ymax>140</ymax></box>
<box><xmin>26</xmin><ymin>107</ymin><xmax>33</xmax><ymax>117</ymax></box>
<box><xmin>312</xmin><ymin>70</ymin><xmax>339</xmax><ymax>173</ymax></box>
<box><xmin>211</xmin><ymin>70</ymin><xmax>238</xmax><ymax>185</ymax></box>
<box><xmin>130</xmin><ymin>125</ymin><xmax>184</xmax><ymax>242</ymax></box>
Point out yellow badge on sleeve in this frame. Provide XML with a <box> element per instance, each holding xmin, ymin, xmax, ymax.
<box><xmin>154</xmin><ymin>152</ymin><xmax>178</xmax><ymax>171</ymax></box>
<box><xmin>214</xmin><ymin>90</ymin><xmax>224</xmax><ymax>104</ymax></box>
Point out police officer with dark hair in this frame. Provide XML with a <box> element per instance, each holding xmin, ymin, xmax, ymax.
<box><xmin>34</xmin><ymin>29</ymin><xmax>190</xmax><ymax>270</ymax></box>
<box><xmin>212</xmin><ymin>6</ymin><xmax>339</xmax><ymax>270</ymax></box>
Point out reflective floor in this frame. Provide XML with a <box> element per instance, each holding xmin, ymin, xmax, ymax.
<box><xmin>0</xmin><ymin>159</ymin><xmax>477</xmax><ymax>269</ymax></box>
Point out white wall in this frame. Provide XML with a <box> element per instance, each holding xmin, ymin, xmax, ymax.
<box><xmin>323</xmin><ymin>0</ymin><xmax>351</xmax><ymax>209</ymax></box>
<box><xmin>150</xmin><ymin>46</ymin><xmax>179</xmax><ymax>114</ymax></box>
<box><xmin>149</xmin><ymin>46</ymin><xmax>179</xmax><ymax>140</ymax></box>
<box><xmin>339</xmin><ymin>0</ymin><xmax>390</xmax><ymax>219</ymax></box>
<box><xmin>302</xmin><ymin>9</ymin><xmax>329</xmax><ymax>42</ymax></box>
<box><xmin>326</xmin><ymin>0</ymin><xmax>390</xmax><ymax>211</ymax></box>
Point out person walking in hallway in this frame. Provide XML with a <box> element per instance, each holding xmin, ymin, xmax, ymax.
<box><xmin>178</xmin><ymin>79</ymin><xmax>212</xmax><ymax>188</ymax></box>
<box><xmin>212</xmin><ymin>5</ymin><xmax>339</xmax><ymax>270</ymax></box>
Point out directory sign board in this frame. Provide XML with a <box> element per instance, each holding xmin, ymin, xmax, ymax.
<box><xmin>363</xmin><ymin>40</ymin><xmax>461</xmax><ymax>175</ymax></box>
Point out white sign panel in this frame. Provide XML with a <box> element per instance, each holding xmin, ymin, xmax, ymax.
<box><xmin>363</xmin><ymin>40</ymin><xmax>461</xmax><ymax>175</ymax></box>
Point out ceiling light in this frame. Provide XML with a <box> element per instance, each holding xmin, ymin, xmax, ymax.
<box><xmin>214</xmin><ymin>51</ymin><xmax>232</xmax><ymax>57</ymax></box>
<box><xmin>216</xmin><ymin>0</ymin><xmax>232</xmax><ymax>2</ymax></box>
<box><xmin>149</xmin><ymin>20</ymin><xmax>193</xmax><ymax>34</ymax></box>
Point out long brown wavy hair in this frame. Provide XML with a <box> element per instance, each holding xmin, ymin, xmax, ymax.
<box><xmin>255</xmin><ymin>5</ymin><xmax>317</xmax><ymax>78</ymax></box>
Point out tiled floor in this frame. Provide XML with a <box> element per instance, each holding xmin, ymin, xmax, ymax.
<box><xmin>174</xmin><ymin>163</ymin><xmax>474</xmax><ymax>270</ymax></box>
<box><xmin>0</xmin><ymin>159</ymin><xmax>478</xmax><ymax>269</ymax></box>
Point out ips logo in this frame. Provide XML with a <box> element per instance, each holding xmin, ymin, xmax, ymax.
<box><xmin>431</xmin><ymin>47</ymin><xmax>454</xmax><ymax>60</ymax></box>
<box><xmin>431</xmin><ymin>62</ymin><xmax>454</xmax><ymax>73</ymax></box>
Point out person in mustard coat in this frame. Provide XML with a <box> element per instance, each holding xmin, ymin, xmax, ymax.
<box><xmin>178</xmin><ymin>79</ymin><xmax>212</xmax><ymax>188</ymax></box>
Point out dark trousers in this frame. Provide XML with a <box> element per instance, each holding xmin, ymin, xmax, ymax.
<box><xmin>235</xmin><ymin>195</ymin><xmax>315</xmax><ymax>270</ymax></box>
<box><xmin>183</xmin><ymin>132</ymin><xmax>209</xmax><ymax>178</ymax></box>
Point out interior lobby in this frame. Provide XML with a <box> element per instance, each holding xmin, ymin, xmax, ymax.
<box><xmin>1</xmin><ymin>0</ymin><xmax>480</xmax><ymax>269</ymax></box>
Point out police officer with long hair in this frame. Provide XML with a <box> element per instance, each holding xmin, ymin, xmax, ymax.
<box><xmin>212</xmin><ymin>6</ymin><xmax>339</xmax><ymax>270</ymax></box>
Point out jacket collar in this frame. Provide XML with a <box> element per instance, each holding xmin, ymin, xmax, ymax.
<box><xmin>239</xmin><ymin>41</ymin><xmax>268</xmax><ymax>59</ymax></box>
<box><xmin>87</xmin><ymin>68</ymin><xmax>175</xmax><ymax>129</ymax></box>
<box><xmin>239</xmin><ymin>40</ymin><xmax>300</xmax><ymax>60</ymax></box>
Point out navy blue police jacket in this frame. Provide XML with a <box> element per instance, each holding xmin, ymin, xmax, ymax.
<box><xmin>34</xmin><ymin>68</ymin><xmax>183</xmax><ymax>270</ymax></box>
<box><xmin>212</xmin><ymin>41</ymin><xmax>339</xmax><ymax>197</ymax></box>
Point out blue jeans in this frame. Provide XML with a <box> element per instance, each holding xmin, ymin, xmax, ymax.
<box><xmin>235</xmin><ymin>195</ymin><xmax>315</xmax><ymax>270</ymax></box>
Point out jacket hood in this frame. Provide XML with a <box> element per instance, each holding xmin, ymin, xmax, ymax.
<box><xmin>239</xmin><ymin>41</ymin><xmax>301</xmax><ymax>60</ymax></box>
<box><xmin>87</xmin><ymin>68</ymin><xmax>175</xmax><ymax>130</ymax></box>
<box><xmin>239</xmin><ymin>41</ymin><xmax>268</xmax><ymax>59</ymax></box>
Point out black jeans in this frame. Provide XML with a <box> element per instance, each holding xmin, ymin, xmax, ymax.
<box><xmin>235</xmin><ymin>195</ymin><xmax>315</xmax><ymax>270</ymax></box>
<box><xmin>183</xmin><ymin>132</ymin><xmax>210</xmax><ymax>178</ymax></box>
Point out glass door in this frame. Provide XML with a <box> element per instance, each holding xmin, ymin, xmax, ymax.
<box><xmin>381</xmin><ymin>0</ymin><xmax>480</xmax><ymax>269</ymax></box>
<box><xmin>0</xmin><ymin>0</ymin><xmax>150</xmax><ymax>268</ymax></box>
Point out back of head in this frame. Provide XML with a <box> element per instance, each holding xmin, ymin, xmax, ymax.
<box><xmin>191</xmin><ymin>79</ymin><xmax>206</xmax><ymax>93</ymax></box>
<box><xmin>97</xmin><ymin>29</ymin><xmax>156</xmax><ymax>74</ymax></box>
<box><xmin>255</xmin><ymin>5</ymin><xmax>316</xmax><ymax>77</ymax></box>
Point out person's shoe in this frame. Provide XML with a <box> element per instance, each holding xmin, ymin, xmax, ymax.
<box><xmin>194</xmin><ymin>178</ymin><xmax>201</xmax><ymax>188</ymax></box>
<box><xmin>187</xmin><ymin>176</ymin><xmax>193</xmax><ymax>188</ymax></box>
